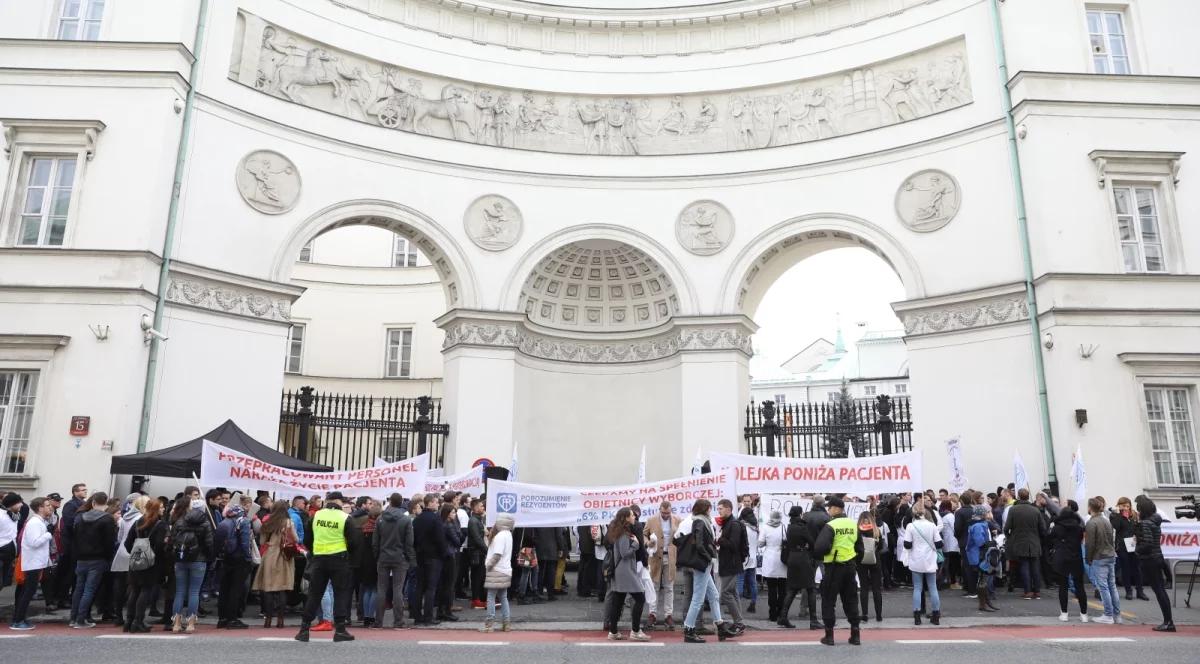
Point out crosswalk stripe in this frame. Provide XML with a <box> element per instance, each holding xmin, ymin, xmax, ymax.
<box><xmin>577</xmin><ymin>642</ymin><xmax>664</xmax><ymax>647</ymax></box>
<box><xmin>1043</xmin><ymin>637</ymin><xmax>1135</xmax><ymax>643</ymax></box>
<box><xmin>739</xmin><ymin>641</ymin><xmax>819</xmax><ymax>646</ymax></box>
<box><xmin>0</xmin><ymin>634</ymin><xmax>33</xmax><ymax>638</ymax></box>
<box><xmin>897</xmin><ymin>639</ymin><xmax>985</xmax><ymax>644</ymax></box>
<box><xmin>418</xmin><ymin>640</ymin><xmax>509</xmax><ymax>646</ymax></box>
<box><xmin>96</xmin><ymin>635</ymin><xmax>189</xmax><ymax>640</ymax></box>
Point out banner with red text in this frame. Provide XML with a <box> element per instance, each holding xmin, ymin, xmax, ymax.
<box><xmin>1161</xmin><ymin>521</ymin><xmax>1200</xmax><ymax>560</ymax></box>
<box><xmin>203</xmin><ymin>440</ymin><xmax>427</xmax><ymax>497</ymax></box>
<box><xmin>375</xmin><ymin>457</ymin><xmax>483</xmax><ymax>495</ymax></box>
<box><xmin>710</xmin><ymin>450</ymin><xmax>922</xmax><ymax>495</ymax></box>
<box><xmin>484</xmin><ymin>471</ymin><xmax>736</xmax><ymax>527</ymax></box>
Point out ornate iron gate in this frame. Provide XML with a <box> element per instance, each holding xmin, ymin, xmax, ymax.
<box><xmin>744</xmin><ymin>395</ymin><xmax>913</xmax><ymax>459</ymax></box>
<box><xmin>278</xmin><ymin>387</ymin><xmax>448</xmax><ymax>470</ymax></box>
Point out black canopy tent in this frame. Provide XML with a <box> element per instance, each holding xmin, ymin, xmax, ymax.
<box><xmin>109</xmin><ymin>419</ymin><xmax>331</xmax><ymax>478</ymax></box>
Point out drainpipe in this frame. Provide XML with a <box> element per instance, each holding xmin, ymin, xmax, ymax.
<box><xmin>988</xmin><ymin>0</ymin><xmax>1058</xmax><ymax>494</ymax></box>
<box><xmin>136</xmin><ymin>0</ymin><xmax>210</xmax><ymax>453</ymax></box>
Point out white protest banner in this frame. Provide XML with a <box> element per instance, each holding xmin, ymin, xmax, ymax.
<box><xmin>1070</xmin><ymin>447</ymin><xmax>1087</xmax><ymax>507</ymax></box>
<box><xmin>1161</xmin><ymin>521</ymin><xmax>1200</xmax><ymax>560</ymax></box>
<box><xmin>946</xmin><ymin>437</ymin><xmax>968</xmax><ymax>494</ymax></box>
<box><xmin>484</xmin><ymin>470</ymin><xmax>735</xmax><ymax>527</ymax></box>
<box><xmin>202</xmin><ymin>440</ymin><xmax>427</xmax><ymax>497</ymax></box>
<box><xmin>375</xmin><ymin>457</ymin><xmax>481</xmax><ymax>495</ymax></box>
<box><xmin>1013</xmin><ymin>450</ymin><xmax>1029</xmax><ymax>492</ymax></box>
<box><xmin>710</xmin><ymin>450</ymin><xmax>922</xmax><ymax>495</ymax></box>
<box><xmin>758</xmin><ymin>494</ymin><xmax>871</xmax><ymax>524</ymax></box>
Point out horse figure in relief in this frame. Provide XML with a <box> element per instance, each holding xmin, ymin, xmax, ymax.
<box><xmin>407</xmin><ymin>85</ymin><xmax>477</xmax><ymax>141</ymax></box>
<box><xmin>273</xmin><ymin>48</ymin><xmax>344</xmax><ymax>102</ymax></box>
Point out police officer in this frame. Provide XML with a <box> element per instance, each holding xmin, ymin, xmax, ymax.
<box><xmin>296</xmin><ymin>491</ymin><xmax>357</xmax><ymax>643</ymax></box>
<box><xmin>813</xmin><ymin>496</ymin><xmax>864</xmax><ymax>647</ymax></box>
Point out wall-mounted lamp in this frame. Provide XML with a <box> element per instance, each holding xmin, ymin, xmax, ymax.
<box><xmin>1017</xmin><ymin>123</ymin><xmax>1028</xmax><ymax>140</ymax></box>
<box><xmin>1042</xmin><ymin>331</ymin><xmax>1054</xmax><ymax>350</ymax></box>
<box><xmin>1075</xmin><ymin>409</ymin><xmax>1088</xmax><ymax>428</ymax></box>
<box><xmin>88</xmin><ymin>324</ymin><xmax>110</xmax><ymax>341</ymax></box>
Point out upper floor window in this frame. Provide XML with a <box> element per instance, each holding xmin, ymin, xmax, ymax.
<box><xmin>1113</xmin><ymin>185</ymin><xmax>1166</xmax><ymax>273</ymax></box>
<box><xmin>1144</xmin><ymin>386</ymin><xmax>1198</xmax><ymax>486</ymax></box>
<box><xmin>57</xmin><ymin>0</ymin><xmax>105</xmax><ymax>41</ymax></box>
<box><xmin>285</xmin><ymin>324</ymin><xmax>304</xmax><ymax>374</ymax></box>
<box><xmin>392</xmin><ymin>236</ymin><xmax>418</xmax><ymax>267</ymax></box>
<box><xmin>895</xmin><ymin>383</ymin><xmax>908</xmax><ymax>395</ymax></box>
<box><xmin>385</xmin><ymin>328</ymin><xmax>413</xmax><ymax>378</ymax></box>
<box><xmin>0</xmin><ymin>370</ymin><xmax>39</xmax><ymax>475</ymax></box>
<box><xmin>298</xmin><ymin>241</ymin><xmax>313</xmax><ymax>263</ymax></box>
<box><xmin>17</xmin><ymin>157</ymin><xmax>76</xmax><ymax>247</ymax></box>
<box><xmin>774</xmin><ymin>394</ymin><xmax>786</xmax><ymax>406</ymax></box>
<box><xmin>863</xmin><ymin>385</ymin><xmax>877</xmax><ymax>396</ymax></box>
<box><xmin>1087</xmin><ymin>8</ymin><xmax>1131</xmax><ymax>74</ymax></box>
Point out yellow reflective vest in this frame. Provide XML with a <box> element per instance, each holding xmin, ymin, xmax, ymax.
<box><xmin>823</xmin><ymin>516</ymin><xmax>859</xmax><ymax>564</ymax></box>
<box><xmin>311</xmin><ymin>507</ymin><xmax>349</xmax><ymax>555</ymax></box>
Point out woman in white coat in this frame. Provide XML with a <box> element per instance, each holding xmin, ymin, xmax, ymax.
<box><xmin>11</xmin><ymin>497</ymin><xmax>54</xmax><ymax>630</ymax></box>
<box><xmin>757</xmin><ymin>509</ymin><xmax>787</xmax><ymax>622</ymax></box>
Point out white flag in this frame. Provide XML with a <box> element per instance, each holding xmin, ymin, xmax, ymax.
<box><xmin>1071</xmin><ymin>447</ymin><xmax>1087</xmax><ymax>507</ymax></box>
<box><xmin>847</xmin><ymin>442</ymin><xmax>856</xmax><ymax>459</ymax></box>
<box><xmin>1013</xmin><ymin>450</ymin><xmax>1029</xmax><ymax>492</ymax></box>
<box><xmin>509</xmin><ymin>440</ymin><xmax>519</xmax><ymax>483</ymax></box>
<box><xmin>691</xmin><ymin>447</ymin><xmax>704</xmax><ymax>476</ymax></box>
<box><xmin>637</xmin><ymin>445</ymin><xmax>646</xmax><ymax>484</ymax></box>
<box><xmin>946</xmin><ymin>437</ymin><xmax>968</xmax><ymax>493</ymax></box>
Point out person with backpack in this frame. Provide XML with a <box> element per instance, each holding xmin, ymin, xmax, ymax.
<box><xmin>856</xmin><ymin>511</ymin><xmax>884</xmax><ymax>623</ymax></box>
<box><xmin>213</xmin><ymin>504</ymin><xmax>253</xmax><ymax>629</ymax></box>
<box><xmin>10</xmin><ymin>497</ymin><xmax>53</xmax><ymax>630</ymax></box>
<box><xmin>122</xmin><ymin>497</ymin><xmax>168</xmax><ymax>633</ymax></box>
<box><xmin>965</xmin><ymin>505</ymin><xmax>998</xmax><ymax>612</ymax></box>
<box><xmin>69</xmin><ymin>492</ymin><xmax>116</xmax><ymax>629</ymax></box>
<box><xmin>169</xmin><ymin>497</ymin><xmax>214</xmax><ymax>634</ymax></box>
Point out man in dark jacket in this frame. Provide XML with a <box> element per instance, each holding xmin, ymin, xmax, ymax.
<box><xmin>533</xmin><ymin>527</ymin><xmax>560</xmax><ymax>600</ymax></box>
<box><xmin>716</xmin><ymin>499</ymin><xmax>749</xmax><ymax>631</ymax></box>
<box><xmin>69</xmin><ymin>492</ymin><xmax>116</xmax><ymax>627</ymax></box>
<box><xmin>412</xmin><ymin>494</ymin><xmax>446</xmax><ymax>624</ymax></box>
<box><xmin>953</xmin><ymin>490</ymin><xmax>978</xmax><ymax>596</ymax></box>
<box><xmin>1004</xmin><ymin>488</ymin><xmax>1047</xmax><ymax>599</ymax></box>
<box><xmin>805</xmin><ymin>495</ymin><xmax>831</xmax><ymax>542</ymax></box>
<box><xmin>577</xmin><ymin>525</ymin><xmax>596</xmax><ymax>597</ymax></box>
<box><xmin>213</xmin><ymin>505</ymin><xmax>253</xmax><ymax>629</ymax></box>
<box><xmin>466</xmin><ymin>499</ymin><xmax>488</xmax><ymax>607</ymax></box>
<box><xmin>373</xmin><ymin>493</ymin><xmax>415</xmax><ymax>628</ymax></box>
<box><xmin>54</xmin><ymin>483</ymin><xmax>88</xmax><ymax>608</ymax></box>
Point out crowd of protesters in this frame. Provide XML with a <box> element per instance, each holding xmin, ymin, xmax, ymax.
<box><xmin>0</xmin><ymin>480</ymin><xmax>1182</xmax><ymax>642</ymax></box>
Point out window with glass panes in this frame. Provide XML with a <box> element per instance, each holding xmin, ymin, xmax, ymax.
<box><xmin>895</xmin><ymin>383</ymin><xmax>908</xmax><ymax>394</ymax></box>
<box><xmin>392</xmin><ymin>236</ymin><xmax>418</xmax><ymax>267</ymax></box>
<box><xmin>0</xmin><ymin>371</ymin><xmax>39</xmax><ymax>475</ymax></box>
<box><xmin>285</xmin><ymin>324</ymin><xmax>304</xmax><ymax>374</ymax></box>
<box><xmin>385</xmin><ymin>328</ymin><xmax>413</xmax><ymax>378</ymax></box>
<box><xmin>17</xmin><ymin>157</ymin><xmax>76</xmax><ymax>246</ymax></box>
<box><xmin>298</xmin><ymin>241</ymin><xmax>313</xmax><ymax>263</ymax></box>
<box><xmin>864</xmin><ymin>385</ymin><xmax>877</xmax><ymax>396</ymax></box>
<box><xmin>1086</xmin><ymin>9</ymin><xmax>1130</xmax><ymax>74</ymax></box>
<box><xmin>1112</xmin><ymin>185</ymin><xmax>1166</xmax><ymax>272</ymax></box>
<box><xmin>57</xmin><ymin>0</ymin><xmax>105</xmax><ymax>40</ymax></box>
<box><xmin>1144</xmin><ymin>387</ymin><xmax>1198</xmax><ymax>486</ymax></box>
<box><xmin>774</xmin><ymin>394</ymin><xmax>786</xmax><ymax>406</ymax></box>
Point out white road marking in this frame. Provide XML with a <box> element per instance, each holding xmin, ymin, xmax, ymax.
<box><xmin>0</xmin><ymin>634</ymin><xmax>33</xmax><ymax>638</ymax></box>
<box><xmin>96</xmin><ymin>634</ymin><xmax>189</xmax><ymax>640</ymax></box>
<box><xmin>1043</xmin><ymin>637</ymin><xmax>1135</xmax><ymax>643</ymax></box>
<box><xmin>577</xmin><ymin>642</ymin><xmax>665</xmax><ymax>647</ymax></box>
<box><xmin>418</xmin><ymin>640</ymin><xmax>510</xmax><ymax>646</ymax></box>
<box><xmin>739</xmin><ymin>641</ymin><xmax>820</xmax><ymax>646</ymax></box>
<box><xmin>897</xmin><ymin>639</ymin><xmax>985</xmax><ymax>644</ymax></box>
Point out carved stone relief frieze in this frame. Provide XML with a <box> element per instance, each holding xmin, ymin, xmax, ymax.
<box><xmin>235</xmin><ymin>150</ymin><xmax>301</xmax><ymax>214</ymax></box>
<box><xmin>895</xmin><ymin>169</ymin><xmax>960</xmax><ymax>232</ymax></box>
<box><xmin>441</xmin><ymin>319</ymin><xmax>753</xmax><ymax>364</ymax></box>
<box><xmin>230</xmin><ymin>12</ymin><xmax>972</xmax><ymax>157</ymax></box>
<box><xmin>165</xmin><ymin>276</ymin><xmax>294</xmax><ymax>323</ymax></box>
<box><xmin>676</xmin><ymin>200</ymin><xmax>734</xmax><ymax>256</ymax></box>
<box><xmin>898</xmin><ymin>294</ymin><xmax>1028</xmax><ymax>337</ymax></box>
<box><xmin>464</xmin><ymin>195</ymin><xmax>522</xmax><ymax>251</ymax></box>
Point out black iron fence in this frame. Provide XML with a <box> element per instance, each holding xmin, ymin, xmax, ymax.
<box><xmin>278</xmin><ymin>387</ymin><xmax>448</xmax><ymax>470</ymax></box>
<box><xmin>744</xmin><ymin>395</ymin><xmax>913</xmax><ymax>459</ymax></box>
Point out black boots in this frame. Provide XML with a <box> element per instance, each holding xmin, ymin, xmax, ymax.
<box><xmin>807</xmin><ymin>592</ymin><xmax>821</xmax><ymax>630</ymax></box>
<box><xmin>1153</xmin><ymin>623</ymin><xmax>1176</xmax><ymax>632</ymax></box>
<box><xmin>683</xmin><ymin>627</ymin><xmax>705</xmax><ymax>643</ymax></box>
<box><xmin>778</xmin><ymin>591</ymin><xmax>796</xmax><ymax>628</ymax></box>
<box><xmin>820</xmin><ymin>628</ymin><xmax>835</xmax><ymax>646</ymax></box>
<box><xmin>294</xmin><ymin>623</ymin><xmax>310</xmax><ymax>642</ymax></box>
<box><xmin>913</xmin><ymin>610</ymin><xmax>922</xmax><ymax>625</ymax></box>
<box><xmin>930</xmin><ymin>611</ymin><xmax>941</xmax><ymax>626</ymax></box>
<box><xmin>716</xmin><ymin>621</ymin><xmax>737</xmax><ymax>642</ymax></box>
<box><xmin>849</xmin><ymin>626</ymin><xmax>861</xmax><ymax>646</ymax></box>
<box><xmin>333</xmin><ymin>621</ymin><xmax>355</xmax><ymax>642</ymax></box>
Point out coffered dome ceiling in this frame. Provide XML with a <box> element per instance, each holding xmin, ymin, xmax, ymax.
<box><xmin>520</xmin><ymin>240</ymin><xmax>680</xmax><ymax>332</ymax></box>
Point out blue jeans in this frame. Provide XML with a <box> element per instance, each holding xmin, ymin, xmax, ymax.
<box><xmin>173</xmin><ymin>561</ymin><xmax>207</xmax><ymax>618</ymax></box>
<box><xmin>684</xmin><ymin>568</ymin><xmax>723</xmax><ymax>629</ymax></box>
<box><xmin>70</xmin><ymin>559</ymin><xmax>107</xmax><ymax>623</ymax></box>
<box><xmin>318</xmin><ymin>584</ymin><xmax>333</xmax><ymax>621</ymax></box>
<box><xmin>359</xmin><ymin>583</ymin><xmax>376</xmax><ymax>621</ymax></box>
<box><xmin>1093</xmin><ymin>556</ymin><xmax>1120</xmax><ymax>617</ymax></box>
<box><xmin>486</xmin><ymin>587</ymin><xmax>510</xmax><ymax>622</ymax></box>
<box><xmin>912</xmin><ymin>571</ymin><xmax>941</xmax><ymax>613</ymax></box>
<box><xmin>737</xmin><ymin>568</ymin><xmax>758</xmax><ymax>602</ymax></box>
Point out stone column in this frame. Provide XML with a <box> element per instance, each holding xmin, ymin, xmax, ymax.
<box><xmin>677</xmin><ymin>316</ymin><xmax>755</xmax><ymax>474</ymax></box>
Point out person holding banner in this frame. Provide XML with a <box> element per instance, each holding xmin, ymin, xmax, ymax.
<box><xmin>813</xmin><ymin>498</ymin><xmax>863</xmax><ymax>646</ymax></box>
<box><xmin>295</xmin><ymin>492</ymin><xmax>357</xmax><ymax>643</ymax></box>
<box><xmin>778</xmin><ymin>506</ymin><xmax>819</xmax><ymax>630</ymax></box>
<box><xmin>604</xmin><ymin>507</ymin><xmax>650</xmax><ymax>641</ymax></box>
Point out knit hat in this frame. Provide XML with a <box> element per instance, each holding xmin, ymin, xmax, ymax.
<box><xmin>972</xmin><ymin>504</ymin><xmax>989</xmax><ymax>518</ymax></box>
<box><xmin>225</xmin><ymin>505</ymin><xmax>245</xmax><ymax>519</ymax></box>
<box><xmin>767</xmin><ymin>510</ymin><xmax>783</xmax><ymax>527</ymax></box>
<box><xmin>2</xmin><ymin>493</ymin><xmax>23</xmax><ymax>508</ymax></box>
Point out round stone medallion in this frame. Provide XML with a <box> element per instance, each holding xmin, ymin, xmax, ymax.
<box><xmin>234</xmin><ymin>150</ymin><xmax>301</xmax><ymax>214</ymax></box>
<box><xmin>676</xmin><ymin>200</ymin><xmax>734</xmax><ymax>256</ymax></box>
<box><xmin>895</xmin><ymin>169</ymin><xmax>961</xmax><ymax>232</ymax></box>
<box><xmin>464</xmin><ymin>195</ymin><xmax>523</xmax><ymax>251</ymax></box>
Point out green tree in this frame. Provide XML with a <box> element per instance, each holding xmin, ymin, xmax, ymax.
<box><xmin>823</xmin><ymin>378</ymin><xmax>866</xmax><ymax>458</ymax></box>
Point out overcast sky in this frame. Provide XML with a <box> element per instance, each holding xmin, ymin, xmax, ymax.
<box><xmin>749</xmin><ymin>247</ymin><xmax>906</xmax><ymax>380</ymax></box>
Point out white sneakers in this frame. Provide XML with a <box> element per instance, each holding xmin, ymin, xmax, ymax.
<box><xmin>1080</xmin><ymin>613</ymin><xmax>1089</xmax><ymax>623</ymax></box>
<box><xmin>1093</xmin><ymin>615</ymin><xmax>1115</xmax><ymax>624</ymax></box>
<box><xmin>1059</xmin><ymin>612</ymin><xmax>1069</xmax><ymax>622</ymax></box>
<box><xmin>607</xmin><ymin>632</ymin><xmax>626</xmax><ymax>641</ymax></box>
<box><xmin>630</xmin><ymin>631</ymin><xmax>651</xmax><ymax>641</ymax></box>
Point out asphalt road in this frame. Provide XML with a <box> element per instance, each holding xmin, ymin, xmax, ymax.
<box><xmin>2</xmin><ymin>626</ymin><xmax>1196</xmax><ymax>664</ymax></box>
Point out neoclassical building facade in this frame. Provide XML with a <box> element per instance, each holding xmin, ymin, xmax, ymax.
<box><xmin>1</xmin><ymin>0</ymin><xmax>1197</xmax><ymax>503</ymax></box>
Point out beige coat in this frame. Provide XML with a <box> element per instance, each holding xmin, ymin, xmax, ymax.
<box><xmin>252</xmin><ymin>521</ymin><xmax>296</xmax><ymax>593</ymax></box>
<box><xmin>645</xmin><ymin>514</ymin><xmax>681</xmax><ymax>584</ymax></box>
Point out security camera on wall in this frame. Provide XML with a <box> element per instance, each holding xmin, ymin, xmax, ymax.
<box><xmin>140</xmin><ymin>313</ymin><xmax>168</xmax><ymax>343</ymax></box>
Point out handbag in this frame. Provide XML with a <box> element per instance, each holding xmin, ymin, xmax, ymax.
<box><xmin>280</xmin><ymin>525</ymin><xmax>303</xmax><ymax>561</ymax></box>
<box><xmin>517</xmin><ymin>547</ymin><xmax>538</xmax><ymax>568</ymax></box>
<box><xmin>913</xmin><ymin>523</ymin><xmax>944</xmax><ymax>565</ymax></box>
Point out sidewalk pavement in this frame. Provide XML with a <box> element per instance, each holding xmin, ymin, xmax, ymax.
<box><xmin>3</xmin><ymin>573</ymin><xmax>1198</xmax><ymax>631</ymax></box>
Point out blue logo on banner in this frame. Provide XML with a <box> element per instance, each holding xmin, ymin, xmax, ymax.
<box><xmin>497</xmin><ymin>493</ymin><xmax>518</xmax><ymax>513</ymax></box>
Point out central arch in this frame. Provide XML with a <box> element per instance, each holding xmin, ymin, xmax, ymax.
<box><xmin>271</xmin><ymin>199</ymin><xmax>480</xmax><ymax>311</ymax></box>
<box><xmin>718</xmin><ymin>213</ymin><xmax>925</xmax><ymax>319</ymax></box>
